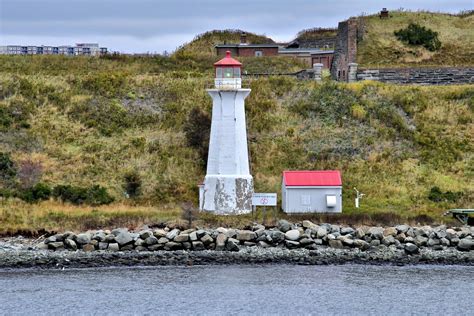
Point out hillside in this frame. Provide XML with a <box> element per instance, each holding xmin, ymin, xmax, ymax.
<box><xmin>0</xmin><ymin>56</ymin><xmax>473</xmax><ymax>233</ymax></box>
<box><xmin>175</xmin><ymin>29</ymin><xmax>275</xmax><ymax>57</ymax></box>
<box><xmin>294</xmin><ymin>28</ymin><xmax>337</xmax><ymax>41</ymax></box>
<box><xmin>357</xmin><ymin>10</ymin><xmax>474</xmax><ymax>67</ymax></box>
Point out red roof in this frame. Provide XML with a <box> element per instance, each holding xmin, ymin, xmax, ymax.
<box><xmin>283</xmin><ymin>170</ymin><xmax>342</xmax><ymax>186</ymax></box>
<box><xmin>214</xmin><ymin>51</ymin><xmax>242</xmax><ymax>67</ymax></box>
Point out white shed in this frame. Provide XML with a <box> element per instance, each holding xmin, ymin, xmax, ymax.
<box><xmin>282</xmin><ymin>170</ymin><xmax>342</xmax><ymax>213</ymax></box>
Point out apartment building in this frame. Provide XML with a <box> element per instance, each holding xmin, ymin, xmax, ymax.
<box><xmin>0</xmin><ymin>43</ymin><xmax>107</xmax><ymax>56</ymax></box>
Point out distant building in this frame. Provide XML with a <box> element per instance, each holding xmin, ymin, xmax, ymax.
<box><xmin>0</xmin><ymin>43</ymin><xmax>107</xmax><ymax>56</ymax></box>
<box><xmin>278</xmin><ymin>48</ymin><xmax>334</xmax><ymax>69</ymax></box>
<box><xmin>216</xmin><ymin>32</ymin><xmax>280</xmax><ymax>57</ymax></box>
<box><xmin>281</xmin><ymin>170</ymin><xmax>342</xmax><ymax>213</ymax></box>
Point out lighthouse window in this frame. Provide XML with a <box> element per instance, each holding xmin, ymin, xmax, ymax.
<box><xmin>233</xmin><ymin>67</ymin><xmax>241</xmax><ymax>77</ymax></box>
<box><xmin>223</xmin><ymin>67</ymin><xmax>233</xmax><ymax>78</ymax></box>
<box><xmin>216</xmin><ymin>67</ymin><xmax>223</xmax><ymax>78</ymax></box>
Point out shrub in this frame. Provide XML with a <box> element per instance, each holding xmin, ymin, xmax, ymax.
<box><xmin>428</xmin><ymin>186</ymin><xmax>463</xmax><ymax>203</ymax></box>
<box><xmin>0</xmin><ymin>152</ymin><xmax>16</xmax><ymax>182</ymax></box>
<box><xmin>123</xmin><ymin>171</ymin><xmax>142</xmax><ymax>198</ymax></box>
<box><xmin>183</xmin><ymin>107</ymin><xmax>211</xmax><ymax>166</ymax></box>
<box><xmin>53</xmin><ymin>184</ymin><xmax>114</xmax><ymax>206</ymax></box>
<box><xmin>394</xmin><ymin>23</ymin><xmax>441</xmax><ymax>51</ymax></box>
<box><xmin>21</xmin><ymin>183</ymin><xmax>51</xmax><ymax>203</ymax></box>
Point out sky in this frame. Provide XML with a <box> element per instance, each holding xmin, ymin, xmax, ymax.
<box><xmin>0</xmin><ymin>0</ymin><xmax>472</xmax><ymax>53</ymax></box>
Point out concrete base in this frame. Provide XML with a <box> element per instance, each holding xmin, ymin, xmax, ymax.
<box><xmin>202</xmin><ymin>175</ymin><xmax>253</xmax><ymax>215</ymax></box>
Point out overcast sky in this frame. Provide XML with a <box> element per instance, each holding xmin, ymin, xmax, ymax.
<box><xmin>0</xmin><ymin>0</ymin><xmax>471</xmax><ymax>53</ymax></box>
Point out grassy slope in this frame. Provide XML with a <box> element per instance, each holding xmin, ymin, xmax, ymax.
<box><xmin>357</xmin><ymin>11</ymin><xmax>474</xmax><ymax>67</ymax></box>
<box><xmin>0</xmin><ymin>54</ymin><xmax>473</xmax><ymax>233</ymax></box>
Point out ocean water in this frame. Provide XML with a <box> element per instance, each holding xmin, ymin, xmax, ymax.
<box><xmin>0</xmin><ymin>264</ymin><xmax>472</xmax><ymax>315</ymax></box>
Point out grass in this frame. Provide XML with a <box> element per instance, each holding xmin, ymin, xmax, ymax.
<box><xmin>0</xmin><ymin>52</ymin><xmax>473</xmax><ymax>235</ymax></box>
<box><xmin>357</xmin><ymin>10</ymin><xmax>474</xmax><ymax>67</ymax></box>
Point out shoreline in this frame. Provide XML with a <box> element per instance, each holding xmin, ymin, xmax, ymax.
<box><xmin>1</xmin><ymin>247</ymin><xmax>473</xmax><ymax>270</ymax></box>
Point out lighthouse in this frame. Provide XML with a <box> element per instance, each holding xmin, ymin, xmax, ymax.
<box><xmin>201</xmin><ymin>51</ymin><xmax>253</xmax><ymax>214</ymax></box>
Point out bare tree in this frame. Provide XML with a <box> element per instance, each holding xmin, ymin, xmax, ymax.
<box><xmin>18</xmin><ymin>158</ymin><xmax>43</xmax><ymax>189</ymax></box>
<box><xmin>181</xmin><ymin>202</ymin><xmax>199</xmax><ymax>228</ymax></box>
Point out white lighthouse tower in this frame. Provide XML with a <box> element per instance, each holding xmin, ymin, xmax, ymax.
<box><xmin>201</xmin><ymin>51</ymin><xmax>253</xmax><ymax>214</ymax></box>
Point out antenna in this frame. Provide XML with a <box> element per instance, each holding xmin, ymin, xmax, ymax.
<box><xmin>354</xmin><ymin>187</ymin><xmax>365</xmax><ymax>208</ymax></box>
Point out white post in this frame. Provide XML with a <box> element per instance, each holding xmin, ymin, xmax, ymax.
<box><xmin>313</xmin><ymin>63</ymin><xmax>323</xmax><ymax>82</ymax></box>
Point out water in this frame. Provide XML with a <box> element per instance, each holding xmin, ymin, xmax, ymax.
<box><xmin>0</xmin><ymin>265</ymin><xmax>472</xmax><ymax>315</ymax></box>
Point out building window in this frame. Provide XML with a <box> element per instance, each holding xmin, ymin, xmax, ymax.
<box><xmin>255</xmin><ymin>50</ymin><xmax>263</xmax><ymax>57</ymax></box>
<box><xmin>216</xmin><ymin>67</ymin><xmax>223</xmax><ymax>78</ymax></box>
<box><xmin>326</xmin><ymin>195</ymin><xmax>337</xmax><ymax>207</ymax></box>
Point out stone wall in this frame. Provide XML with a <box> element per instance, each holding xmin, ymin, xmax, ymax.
<box><xmin>356</xmin><ymin>67</ymin><xmax>474</xmax><ymax>85</ymax></box>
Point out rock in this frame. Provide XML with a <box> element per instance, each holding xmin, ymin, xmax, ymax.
<box><xmin>98</xmin><ymin>242</ymin><xmax>108</xmax><ymax>250</ymax></box>
<box><xmin>153</xmin><ymin>229</ymin><xmax>167</xmax><ymax>238</ymax></box>
<box><xmin>277</xmin><ymin>220</ymin><xmax>292</xmax><ymax>233</ymax></box>
<box><xmin>48</xmin><ymin>242</ymin><xmax>64</xmax><ymax>250</ymax></box>
<box><xmin>164</xmin><ymin>242</ymin><xmax>182</xmax><ymax>250</ymax></box>
<box><xmin>82</xmin><ymin>244</ymin><xmax>95</xmax><ymax>252</ymax></box>
<box><xmin>105</xmin><ymin>234</ymin><xmax>116</xmax><ymax>242</ymax></box>
<box><xmin>215</xmin><ymin>233</ymin><xmax>227</xmax><ymax>251</ymax></box>
<box><xmin>427</xmin><ymin>238</ymin><xmax>440</xmax><ymax>247</ymax></box>
<box><xmin>182</xmin><ymin>242</ymin><xmax>192</xmax><ymax>250</ymax></box>
<box><xmin>353</xmin><ymin>239</ymin><xmax>370</xmax><ymax>250</ymax></box>
<box><xmin>285</xmin><ymin>229</ymin><xmax>300</xmax><ymax>241</ymax></box>
<box><xmin>382</xmin><ymin>235</ymin><xmax>396</xmax><ymax>246</ymax></box>
<box><xmin>327</xmin><ymin>234</ymin><xmax>336</xmax><ymax>240</ymax></box>
<box><xmin>414</xmin><ymin>235</ymin><xmax>428</xmax><ymax>247</ymax></box>
<box><xmin>314</xmin><ymin>239</ymin><xmax>323</xmax><ymax>245</ymax></box>
<box><xmin>216</xmin><ymin>227</ymin><xmax>228</xmax><ymax>234</ymax></box>
<box><xmin>147</xmin><ymin>244</ymin><xmax>163</xmax><ymax>251</ymax></box>
<box><xmin>340</xmin><ymin>236</ymin><xmax>354</xmax><ymax>246</ymax></box>
<box><xmin>271</xmin><ymin>231</ymin><xmax>285</xmax><ymax>243</ymax></box>
<box><xmin>76</xmin><ymin>233</ymin><xmax>91</xmax><ymax>245</ymax></box>
<box><xmin>237</xmin><ymin>230</ymin><xmax>256</xmax><ymax>241</ymax></box>
<box><xmin>111</xmin><ymin>228</ymin><xmax>128</xmax><ymax>236</ymax></box>
<box><xmin>440</xmin><ymin>237</ymin><xmax>450</xmax><ymax>246</ymax></box>
<box><xmin>457</xmin><ymin>238</ymin><xmax>474</xmax><ymax>251</ymax></box>
<box><xmin>115</xmin><ymin>232</ymin><xmax>133</xmax><ymax>246</ymax></box>
<box><xmin>404</xmin><ymin>243</ymin><xmax>419</xmax><ymax>254</ymax></box>
<box><xmin>134</xmin><ymin>238</ymin><xmax>145</xmax><ymax>247</ymax></box>
<box><xmin>189</xmin><ymin>231</ymin><xmax>198</xmax><ymax>241</ymax></box>
<box><xmin>201</xmin><ymin>234</ymin><xmax>214</xmax><ymax>246</ymax></box>
<box><xmin>145</xmin><ymin>236</ymin><xmax>158</xmax><ymax>246</ymax></box>
<box><xmin>383</xmin><ymin>227</ymin><xmax>397</xmax><ymax>237</ymax></box>
<box><xmin>37</xmin><ymin>242</ymin><xmax>49</xmax><ymax>250</ymax></box>
<box><xmin>395</xmin><ymin>224</ymin><xmax>410</xmax><ymax>234</ymax></box>
<box><xmin>243</xmin><ymin>241</ymin><xmax>256</xmax><ymax>247</ymax></box>
<box><xmin>139</xmin><ymin>230</ymin><xmax>153</xmax><ymax>240</ymax></box>
<box><xmin>355</xmin><ymin>228</ymin><xmax>365</xmax><ymax>239</ymax></box>
<box><xmin>285</xmin><ymin>240</ymin><xmax>300</xmax><ymax>249</ymax></box>
<box><xmin>368</xmin><ymin>227</ymin><xmax>384</xmax><ymax>240</ymax></box>
<box><xmin>370</xmin><ymin>240</ymin><xmax>380</xmax><ymax>247</ymax></box>
<box><xmin>174</xmin><ymin>234</ymin><xmax>189</xmax><ymax>242</ymax></box>
<box><xmin>196</xmin><ymin>230</ymin><xmax>206</xmax><ymax>239</ymax></box>
<box><xmin>157</xmin><ymin>237</ymin><xmax>169</xmax><ymax>244</ymax></box>
<box><xmin>108</xmin><ymin>243</ymin><xmax>120</xmax><ymax>251</ymax></box>
<box><xmin>44</xmin><ymin>236</ymin><xmax>56</xmax><ymax>244</ymax></box>
<box><xmin>192</xmin><ymin>241</ymin><xmax>205</xmax><ymax>250</ymax></box>
<box><xmin>166</xmin><ymin>229</ymin><xmax>180</xmax><ymax>240</ymax></box>
<box><xmin>257</xmin><ymin>241</ymin><xmax>271</xmax><ymax>248</ymax></box>
<box><xmin>328</xmin><ymin>239</ymin><xmax>343</xmax><ymax>249</ymax></box>
<box><xmin>340</xmin><ymin>227</ymin><xmax>355</xmax><ymax>235</ymax></box>
<box><xmin>302</xmin><ymin>220</ymin><xmax>316</xmax><ymax>229</ymax></box>
<box><xmin>120</xmin><ymin>244</ymin><xmax>134</xmax><ymax>251</ymax></box>
<box><xmin>64</xmin><ymin>239</ymin><xmax>77</xmax><ymax>250</ymax></box>
<box><xmin>135</xmin><ymin>246</ymin><xmax>147</xmax><ymax>252</ymax></box>
<box><xmin>329</xmin><ymin>225</ymin><xmax>340</xmax><ymax>233</ymax></box>
<box><xmin>93</xmin><ymin>231</ymin><xmax>106</xmax><ymax>242</ymax></box>
<box><xmin>396</xmin><ymin>233</ymin><xmax>406</xmax><ymax>242</ymax></box>
<box><xmin>226</xmin><ymin>238</ymin><xmax>239</xmax><ymax>252</ymax></box>
<box><xmin>317</xmin><ymin>227</ymin><xmax>328</xmax><ymax>239</ymax></box>
<box><xmin>299</xmin><ymin>238</ymin><xmax>314</xmax><ymax>246</ymax></box>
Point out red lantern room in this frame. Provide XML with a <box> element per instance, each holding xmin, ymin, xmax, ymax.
<box><xmin>213</xmin><ymin>51</ymin><xmax>242</xmax><ymax>89</ymax></box>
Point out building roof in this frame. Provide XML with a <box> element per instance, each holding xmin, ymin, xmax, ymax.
<box><xmin>215</xmin><ymin>44</ymin><xmax>280</xmax><ymax>48</ymax></box>
<box><xmin>278</xmin><ymin>48</ymin><xmax>334</xmax><ymax>55</ymax></box>
<box><xmin>283</xmin><ymin>170</ymin><xmax>342</xmax><ymax>186</ymax></box>
<box><xmin>214</xmin><ymin>51</ymin><xmax>242</xmax><ymax>67</ymax></box>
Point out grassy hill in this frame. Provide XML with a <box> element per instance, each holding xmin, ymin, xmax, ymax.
<box><xmin>0</xmin><ymin>54</ymin><xmax>473</xmax><ymax>234</ymax></box>
<box><xmin>357</xmin><ymin>10</ymin><xmax>474</xmax><ymax>67</ymax></box>
<box><xmin>294</xmin><ymin>28</ymin><xmax>337</xmax><ymax>41</ymax></box>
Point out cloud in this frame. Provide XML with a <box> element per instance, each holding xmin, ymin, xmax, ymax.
<box><xmin>0</xmin><ymin>0</ymin><xmax>471</xmax><ymax>52</ymax></box>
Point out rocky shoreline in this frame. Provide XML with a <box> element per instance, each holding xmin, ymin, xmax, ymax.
<box><xmin>1</xmin><ymin>220</ymin><xmax>472</xmax><ymax>269</ymax></box>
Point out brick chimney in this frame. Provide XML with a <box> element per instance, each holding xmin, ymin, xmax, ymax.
<box><xmin>240</xmin><ymin>32</ymin><xmax>247</xmax><ymax>45</ymax></box>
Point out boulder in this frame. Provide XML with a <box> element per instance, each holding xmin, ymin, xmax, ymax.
<box><xmin>368</xmin><ymin>227</ymin><xmax>384</xmax><ymax>240</ymax></box>
<box><xmin>277</xmin><ymin>220</ymin><xmax>292</xmax><ymax>233</ymax></box>
<box><xmin>44</xmin><ymin>235</ymin><xmax>57</xmax><ymax>244</ymax></box>
<box><xmin>82</xmin><ymin>244</ymin><xmax>95</xmax><ymax>252</ymax></box>
<box><xmin>257</xmin><ymin>241</ymin><xmax>271</xmax><ymax>248</ymax></box>
<box><xmin>174</xmin><ymin>234</ymin><xmax>189</xmax><ymax>242</ymax></box>
<box><xmin>98</xmin><ymin>242</ymin><xmax>108</xmax><ymax>250</ymax></box>
<box><xmin>383</xmin><ymin>227</ymin><xmax>397</xmax><ymax>237</ymax></box>
<box><xmin>145</xmin><ymin>236</ymin><xmax>158</xmax><ymax>246</ymax></box>
<box><xmin>226</xmin><ymin>238</ymin><xmax>240</xmax><ymax>252</ymax></box>
<box><xmin>105</xmin><ymin>234</ymin><xmax>116</xmax><ymax>243</ymax></box>
<box><xmin>215</xmin><ymin>233</ymin><xmax>227</xmax><ymax>251</ymax></box>
<box><xmin>111</xmin><ymin>228</ymin><xmax>128</xmax><ymax>236</ymax></box>
<box><xmin>299</xmin><ymin>238</ymin><xmax>314</xmax><ymax>246</ymax></box>
<box><xmin>340</xmin><ymin>227</ymin><xmax>355</xmax><ymax>235</ymax></box>
<box><xmin>237</xmin><ymin>230</ymin><xmax>257</xmax><ymax>241</ymax></box>
<box><xmin>139</xmin><ymin>230</ymin><xmax>153</xmax><ymax>240</ymax></box>
<box><xmin>192</xmin><ymin>241</ymin><xmax>205</xmax><ymax>251</ymax></box>
<box><xmin>457</xmin><ymin>238</ymin><xmax>474</xmax><ymax>251</ymax></box>
<box><xmin>189</xmin><ymin>231</ymin><xmax>198</xmax><ymax>241</ymax></box>
<box><xmin>355</xmin><ymin>228</ymin><xmax>365</xmax><ymax>239</ymax></box>
<box><xmin>115</xmin><ymin>231</ymin><xmax>133</xmax><ymax>246</ymax></box>
<box><xmin>328</xmin><ymin>239</ymin><xmax>343</xmax><ymax>249</ymax></box>
<box><xmin>201</xmin><ymin>234</ymin><xmax>214</xmax><ymax>246</ymax></box>
<box><xmin>302</xmin><ymin>220</ymin><xmax>317</xmax><ymax>229</ymax></box>
<box><xmin>329</xmin><ymin>225</ymin><xmax>340</xmax><ymax>233</ymax></box>
<box><xmin>134</xmin><ymin>238</ymin><xmax>145</xmax><ymax>247</ymax></box>
<box><xmin>37</xmin><ymin>242</ymin><xmax>49</xmax><ymax>250</ymax></box>
<box><xmin>64</xmin><ymin>239</ymin><xmax>77</xmax><ymax>250</ymax></box>
<box><xmin>147</xmin><ymin>244</ymin><xmax>163</xmax><ymax>251</ymax></box>
<box><xmin>135</xmin><ymin>246</ymin><xmax>147</xmax><ymax>252</ymax></box>
<box><xmin>93</xmin><ymin>231</ymin><xmax>106</xmax><ymax>242</ymax></box>
<box><xmin>427</xmin><ymin>238</ymin><xmax>440</xmax><ymax>247</ymax></box>
<box><xmin>48</xmin><ymin>242</ymin><xmax>64</xmax><ymax>250</ymax></box>
<box><xmin>166</xmin><ymin>229</ymin><xmax>180</xmax><ymax>240</ymax></box>
<box><xmin>395</xmin><ymin>224</ymin><xmax>410</xmax><ymax>234</ymax></box>
<box><xmin>120</xmin><ymin>244</ymin><xmax>134</xmax><ymax>251</ymax></box>
<box><xmin>382</xmin><ymin>235</ymin><xmax>396</xmax><ymax>246</ymax></box>
<box><xmin>157</xmin><ymin>237</ymin><xmax>169</xmax><ymax>244</ymax></box>
<box><xmin>285</xmin><ymin>229</ymin><xmax>300</xmax><ymax>241</ymax></box>
<box><xmin>216</xmin><ymin>227</ymin><xmax>228</xmax><ymax>234</ymax></box>
<box><xmin>76</xmin><ymin>233</ymin><xmax>91</xmax><ymax>245</ymax></box>
<box><xmin>164</xmin><ymin>242</ymin><xmax>182</xmax><ymax>250</ymax></box>
<box><xmin>414</xmin><ymin>235</ymin><xmax>428</xmax><ymax>247</ymax></box>
<box><xmin>153</xmin><ymin>229</ymin><xmax>167</xmax><ymax>238</ymax></box>
<box><xmin>182</xmin><ymin>242</ymin><xmax>192</xmax><ymax>250</ymax></box>
<box><xmin>353</xmin><ymin>239</ymin><xmax>370</xmax><ymax>250</ymax></box>
<box><xmin>340</xmin><ymin>236</ymin><xmax>354</xmax><ymax>246</ymax></box>
<box><xmin>244</xmin><ymin>241</ymin><xmax>256</xmax><ymax>247</ymax></box>
<box><xmin>271</xmin><ymin>231</ymin><xmax>285</xmax><ymax>243</ymax></box>
<box><xmin>285</xmin><ymin>240</ymin><xmax>300</xmax><ymax>249</ymax></box>
<box><xmin>108</xmin><ymin>243</ymin><xmax>120</xmax><ymax>251</ymax></box>
<box><xmin>404</xmin><ymin>243</ymin><xmax>419</xmax><ymax>254</ymax></box>
<box><xmin>317</xmin><ymin>227</ymin><xmax>328</xmax><ymax>239</ymax></box>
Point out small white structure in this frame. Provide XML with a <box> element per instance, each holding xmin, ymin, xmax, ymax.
<box><xmin>200</xmin><ymin>51</ymin><xmax>253</xmax><ymax>214</ymax></box>
<box><xmin>281</xmin><ymin>170</ymin><xmax>342</xmax><ymax>213</ymax></box>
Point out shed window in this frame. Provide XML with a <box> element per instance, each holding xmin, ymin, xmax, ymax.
<box><xmin>301</xmin><ymin>195</ymin><xmax>311</xmax><ymax>205</ymax></box>
<box><xmin>255</xmin><ymin>50</ymin><xmax>263</xmax><ymax>57</ymax></box>
<box><xmin>326</xmin><ymin>195</ymin><xmax>337</xmax><ymax>207</ymax></box>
